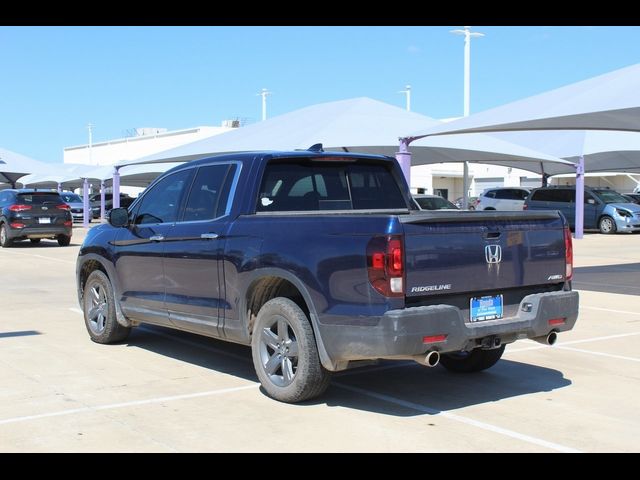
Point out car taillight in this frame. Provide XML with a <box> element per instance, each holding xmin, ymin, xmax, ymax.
<box><xmin>57</xmin><ymin>204</ymin><xmax>71</xmax><ymax>211</ymax></box>
<box><xmin>564</xmin><ymin>227</ymin><xmax>573</xmax><ymax>280</ymax></box>
<box><xmin>9</xmin><ymin>204</ymin><xmax>32</xmax><ymax>212</ymax></box>
<box><xmin>367</xmin><ymin>235</ymin><xmax>404</xmax><ymax>297</ymax></box>
<box><xmin>522</xmin><ymin>204</ymin><xmax>528</xmax><ymax>210</ymax></box>
<box><xmin>63</xmin><ymin>220</ymin><xmax>72</xmax><ymax>227</ymax></box>
<box><xmin>10</xmin><ymin>222</ymin><xmax>25</xmax><ymax>228</ymax></box>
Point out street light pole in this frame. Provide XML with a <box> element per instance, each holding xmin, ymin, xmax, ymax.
<box><xmin>450</xmin><ymin>26</ymin><xmax>484</xmax><ymax>208</ymax></box>
<box><xmin>87</xmin><ymin>123</ymin><xmax>95</xmax><ymax>165</ymax></box>
<box><xmin>258</xmin><ymin>88</ymin><xmax>272</xmax><ymax>121</ymax></box>
<box><xmin>398</xmin><ymin>85</ymin><xmax>412</xmax><ymax>111</ymax></box>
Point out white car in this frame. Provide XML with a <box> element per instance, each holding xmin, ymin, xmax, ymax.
<box><xmin>475</xmin><ymin>187</ymin><xmax>530</xmax><ymax>211</ymax></box>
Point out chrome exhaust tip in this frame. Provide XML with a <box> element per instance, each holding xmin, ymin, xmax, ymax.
<box><xmin>533</xmin><ymin>331</ymin><xmax>558</xmax><ymax>346</ymax></box>
<box><xmin>425</xmin><ymin>350</ymin><xmax>440</xmax><ymax>367</ymax></box>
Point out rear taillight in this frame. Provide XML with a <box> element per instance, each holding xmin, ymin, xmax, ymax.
<box><xmin>367</xmin><ymin>235</ymin><xmax>404</xmax><ymax>297</ymax></box>
<box><xmin>10</xmin><ymin>222</ymin><xmax>25</xmax><ymax>228</ymax></box>
<box><xmin>9</xmin><ymin>204</ymin><xmax>32</xmax><ymax>212</ymax></box>
<box><xmin>63</xmin><ymin>221</ymin><xmax>72</xmax><ymax>227</ymax></box>
<box><xmin>57</xmin><ymin>204</ymin><xmax>71</xmax><ymax>211</ymax></box>
<box><xmin>522</xmin><ymin>204</ymin><xmax>528</xmax><ymax>210</ymax></box>
<box><xmin>564</xmin><ymin>227</ymin><xmax>573</xmax><ymax>280</ymax></box>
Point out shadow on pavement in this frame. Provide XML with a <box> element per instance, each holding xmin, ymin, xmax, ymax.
<box><xmin>573</xmin><ymin>262</ymin><xmax>640</xmax><ymax>295</ymax></box>
<box><xmin>128</xmin><ymin>325</ymin><xmax>571</xmax><ymax>416</ymax></box>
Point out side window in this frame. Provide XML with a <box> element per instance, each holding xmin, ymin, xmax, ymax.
<box><xmin>134</xmin><ymin>169</ymin><xmax>192</xmax><ymax>225</ymax></box>
<box><xmin>517</xmin><ymin>189</ymin><xmax>530</xmax><ymax>200</ymax></box>
<box><xmin>485</xmin><ymin>190</ymin><xmax>496</xmax><ymax>198</ymax></box>
<box><xmin>182</xmin><ymin>164</ymin><xmax>236</xmax><ymax>222</ymax></box>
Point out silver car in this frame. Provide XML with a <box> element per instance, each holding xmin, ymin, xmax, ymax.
<box><xmin>60</xmin><ymin>192</ymin><xmax>84</xmax><ymax>223</ymax></box>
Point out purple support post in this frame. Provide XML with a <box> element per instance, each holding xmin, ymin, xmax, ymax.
<box><xmin>112</xmin><ymin>167</ymin><xmax>120</xmax><ymax>209</ymax></box>
<box><xmin>82</xmin><ymin>178</ymin><xmax>90</xmax><ymax>228</ymax></box>
<box><xmin>395</xmin><ymin>137</ymin><xmax>412</xmax><ymax>188</ymax></box>
<box><xmin>100</xmin><ymin>181</ymin><xmax>106</xmax><ymax>220</ymax></box>
<box><xmin>574</xmin><ymin>155</ymin><xmax>585</xmax><ymax>240</ymax></box>
<box><xmin>57</xmin><ymin>183</ymin><xmax>62</xmax><ymax>193</ymax></box>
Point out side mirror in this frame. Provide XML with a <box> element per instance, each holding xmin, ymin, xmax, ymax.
<box><xmin>109</xmin><ymin>208</ymin><xmax>129</xmax><ymax>227</ymax></box>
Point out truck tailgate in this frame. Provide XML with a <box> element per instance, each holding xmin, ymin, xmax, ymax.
<box><xmin>400</xmin><ymin>211</ymin><xmax>567</xmax><ymax>298</ymax></box>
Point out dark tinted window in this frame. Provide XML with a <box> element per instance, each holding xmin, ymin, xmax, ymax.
<box><xmin>257</xmin><ymin>160</ymin><xmax>407</xmax><ymax>212</ymax></box>
<box><xmin>484</xmin><ymin>190</ymin><xmax>496</xmax><ymax>198</ymax></box>
<box><xmin>531</xmin><ymin>189</ymin><xmax>574</xmax><ymax>202</ymax></box>
<box><xmin>135</xmin><ymin>170</ymin><xmax>192</xmax><ymax>225</ymax></box>
<box><xmin>182</xmin><ymin>164</ymin><xmax>236</xmax><ymax>222</ymax></box>
<box><xmin>494</xmin><ymin>189</ymin><xmax>528</xmax><ymax>200</ymax></box>
<box><xmin>16</xmin><ymin>192</ymin><xmax>62</xmax><ymax>205</ymax></box>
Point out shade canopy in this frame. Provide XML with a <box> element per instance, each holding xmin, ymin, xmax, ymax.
<box><xmin>0</xmin><ymin>147</ymin><xmax>54</xmax><ymax>186</ymax></box>
<box><xmin>126</xmin><ymin>97</ymin><xmax>571</xmax><ymax>175</ymax></box>
<box><xmin>19</xmin><ymin>162</ymin><xmax>183</xmax><ymax>189</ymax></box>
<box><xmin>407</xmin><ymin>63</ymin><xmax>640</xmax><ymax>139</ymax></box>
<box><xmin>490</xmin><ymin>130</ymin><xmax>640</xmax><ymax>174</ymax></box>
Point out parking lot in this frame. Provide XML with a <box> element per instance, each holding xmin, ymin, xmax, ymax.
<box><xmin>0</xmin><ymin>227</ymin><xmax>639</xmax><ymax>452</ymax></box>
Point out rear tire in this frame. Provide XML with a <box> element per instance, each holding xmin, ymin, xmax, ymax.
<box><xmin>0</xmin><ymin>224</ymin><xmax>13</xmax><ymax>248</ymax></box>
<box><xmin>30</xmin><ymin>238</ymin><xmax>41</xmax><ymax>244</ymax></box>
<box><xmin>598</xmin><ymin>215</ymin><xmax>616</xmax><ymax>234</ymax></box>
<box><xmin>57</xmin><ymin>234</ymin><xmax>71</xmax><ymax>246</ymax></box>
<box><xmin>251</xmin><ymin>297</ymin><xmax>330</xmax><ymax>403</ymax></box>
<box><xmin>440</xmin><ymin>345</ymin><xmax>505</xmax><ymax>373</ymax></box>
<box><xmin>83</xmin><ymin>270</ymin><xmax>131</xmax><ymax>344</ymax></box>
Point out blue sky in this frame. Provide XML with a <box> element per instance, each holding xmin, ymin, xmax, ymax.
<box><xmin>1</xmin><ymin>26</ymin><xmax>640</xmax><ymax>163</ymax></box>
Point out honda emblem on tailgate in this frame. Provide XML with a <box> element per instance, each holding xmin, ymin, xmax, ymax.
<box><xmin>485</xmin><ymin>245</ymin><xmax>502</xmax><ymax>264</ymax></box>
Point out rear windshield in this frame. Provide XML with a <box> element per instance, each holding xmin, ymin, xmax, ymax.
<box><xmin>415</xmin><ymin>196</ymin><xmax>457</xmax><ymax>210</ymax></box>
<box><xmin>16</xmin><ymin>192</ymin><xmax>62</xmax><ymax>205</ymax></box>
<box><xmin>60</xmin><ymin>193</ymin><xmax>82</xmax><ymax>203</ymax></box>
<box><xmin>257</xmin><ymin>160</ymin><xmax>408</xmax><ymax>212</ymax></box>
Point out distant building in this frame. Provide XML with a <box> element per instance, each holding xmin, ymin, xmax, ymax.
<box><xmin>63</xmin><ymin>124</ymin><xmax>236</xmax><ymax>166</ymax></box>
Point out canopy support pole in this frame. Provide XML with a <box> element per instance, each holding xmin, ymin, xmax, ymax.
<box><xmin>112</xmin><ymin>167</ymin><xmax>121</xmax><ymax>209</ymax></box>
<box><xmin>574</xmin><ymin>155</ymin><xmax>585</xmax><ymax>240</ymax></box>
<box><xmin>57</xmin><ymin>183</ymin><xmax>62</xmax><ymax>193</ymax></box>
<box><xmin>100</xmin><ymin>181</ymin><xmax>106</xmax><ymax>220</ymax></box>
<box><xmin>396</xmin><ymin>138</ymin><xmax>412</xmax><ymax>189</ymax></box>
<box><xmin>82</xmin><ymin>178</ymin><xmax>90</xmax><ymax>228</ymax></box>
<box><xmin>462</xmin><ymin>162</ymin><xmax>469</xmax><ymax>209</ymax></box>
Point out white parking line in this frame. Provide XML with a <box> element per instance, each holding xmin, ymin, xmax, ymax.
<box><xmin>0</xmin><ymin>384</ymin><xmax>259</xmax><ymax>426</ymax></box>
<box><xmin>506</xmin><ymin>331</ymin><xmax>640</xmax><ymax>354</ymax></box>
<box><xmin>0</xmin><ymin>250</ymin><xmax>75</xmax><ymax>265</ymax></box>
<box><xmin>333</xmin><ymin>383</ymin><xmax>582</xmax><ymax>453</ymax></box>
<box><xmin>574</xmin><ymin>280</ymin><xmax>640</xmax><ymax>290</ymax></box>
<box><xmin>556</xmin><ymin>346</ymin><xmax>640</xmax><ymax>363</ymax></box>
<box><xmin>582</xmin><ymin>305</ymin><xmax>640</xmax><ymax>317</ymax></box>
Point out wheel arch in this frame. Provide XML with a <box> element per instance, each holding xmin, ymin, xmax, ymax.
<box><xmin>77</xmin><ymin>253</ymin><xmax>131</xmax><ymax>327</ymax></box>
<box><xmin>240</xmin><ymin>268</ymin><xmax>337</xmax><ymax>371</ymax></box>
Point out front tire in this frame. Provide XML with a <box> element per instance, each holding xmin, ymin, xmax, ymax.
<box><xmin>83</xmin><ymin>270</ymin><xmax>130</xmax><ymax>344</ymax></box>
<box><xmin>251</xmin><ymin>297</ymin><xmax>330</xmax><ymax>403</ymax></box>
<box><xmin>599</xmin><ymin>215</ymin><xmax>616</xmax><ymax>234</ymax></box>
<box><xmin>0</xmin><ymin>224</ymin><xmax>13</xmax><ymax>248</ymax></box>
<box><xmin>440</xmin><ymin>345</ymin><xmax>505</xmax><ymax>373</ymax></box>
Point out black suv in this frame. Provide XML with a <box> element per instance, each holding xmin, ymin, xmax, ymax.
<box><xmin>90</xmin><ymin>193</ymin><xmax>135</xmax><ymax>219</ymax></box>
<box><xmin>0</xmin><ymin>189</ymin><xmax>73</xmax><ymax>247</ymax></box>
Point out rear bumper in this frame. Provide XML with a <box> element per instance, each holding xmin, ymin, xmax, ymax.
<box><xmin>8</xmin><ymin>225</ymin><xmax>72</xmax><ymax>240</ymax></box>
<box><xmin>317</xmin><ymin>290</ymin><xmax>579</xmax><ymax>363</ymax></box>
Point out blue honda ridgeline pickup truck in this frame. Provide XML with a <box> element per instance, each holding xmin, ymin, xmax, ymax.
<box><xmin>76</xmin><ymin>149</ymin><xmax>579</xmax><ymax>403</ymax></box>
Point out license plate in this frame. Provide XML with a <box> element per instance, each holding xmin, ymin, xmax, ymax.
<box><xmin>470</xmin><ymin>294</ymin><xmax>503</xmax><ymax>322</ymax></box>
<box><xmin>38</xmin><ymin>217</ymin><xmax>51</xmax><ymax>224</ymax></box>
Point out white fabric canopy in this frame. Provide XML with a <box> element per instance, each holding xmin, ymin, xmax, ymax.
<box><xmin>0</xmin><ymin>147</ymin><xmax>55</xmax><ymax>186</ymax></box>
<box><xmin>408</xmin><ymin>62</ymin><xmax>640</xmax><ymax>138</ymax></box>
<box><xmin>488</xmin><ymin>130</ymin><xmax>640</xmax><ymax>175</ymax></box>
<box><xmin>125</xmin><ymin>97</ymin><xmax>571</xmax><ymax>175</ymax></box>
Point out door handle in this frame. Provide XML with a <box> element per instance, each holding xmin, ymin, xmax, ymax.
<box><xmin>200</xmin><ymin>233</ymin><xmax>219</xmax><ymax>240</ymax></box>
<box><xmin>149</xmin><ymin>235</ymin><xmax>165</xmax><ymax>241</ymax></box>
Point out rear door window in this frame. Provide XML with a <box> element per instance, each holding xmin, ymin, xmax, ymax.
<box><xmin>182</xmin><ymin>164</ymin><xmax>236</xmax><ymax>222</ymax></box>
<box><xmin>257</xmin><ymin>160</ymin><xmax>407</xmax><ymax>212</ymax></box>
